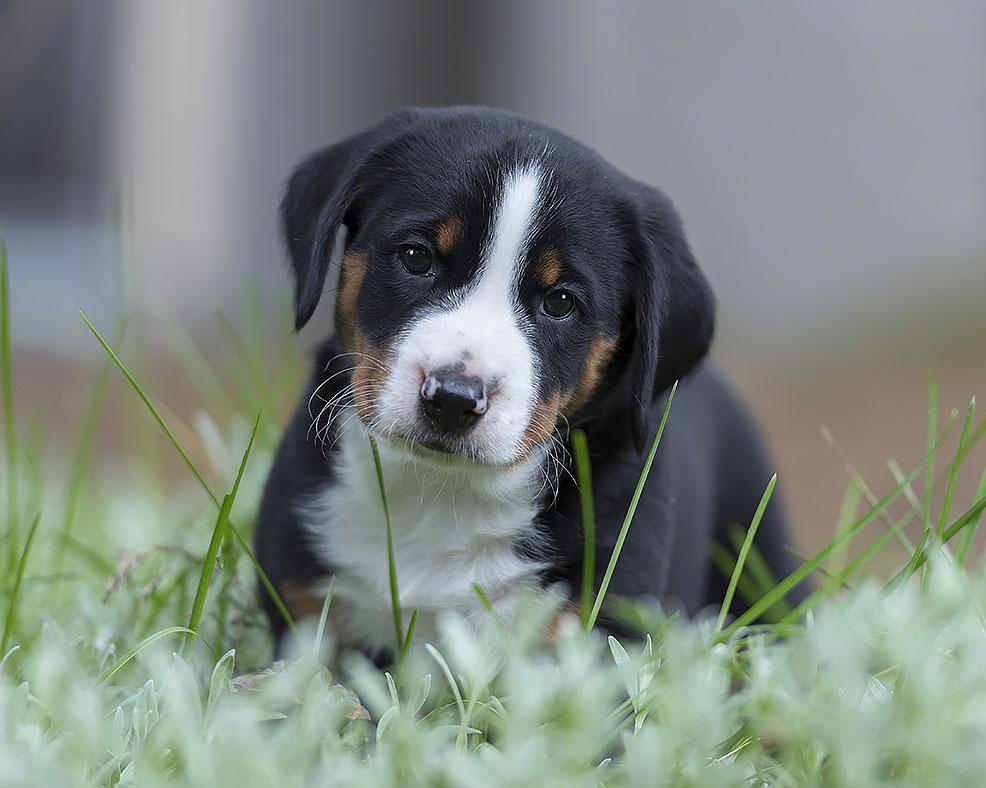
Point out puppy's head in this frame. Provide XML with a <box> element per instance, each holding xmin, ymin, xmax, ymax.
<box><xmin>283</xmin><ymin>107</ymin><xmax>714</xmax><ymax>465</ymax></box>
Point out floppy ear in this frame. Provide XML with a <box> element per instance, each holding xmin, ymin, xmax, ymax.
<box><xmin>625</xmin><ymin>184</ymin><xmax>716</xmax><ymax>451</ymax></box>
<box><xmin>281</xmin><ymin>110</ymin><xmax>417</xmax><ymax>329</ymax></box>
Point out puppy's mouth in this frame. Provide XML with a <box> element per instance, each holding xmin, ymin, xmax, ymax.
<box><xmin>377</xmin><ymin>426</ymin><xmax>506</xmax><ymax>469</ymax></box>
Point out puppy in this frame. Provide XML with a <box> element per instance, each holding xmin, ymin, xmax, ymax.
<box><xmin>255</xmin><ymin>106</ymin><xmax>806</xmax><ymax>658</ymax></box>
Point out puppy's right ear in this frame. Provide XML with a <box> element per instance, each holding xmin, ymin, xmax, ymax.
<box><xmin>281</xmin><ymin>111</ymin><xmax>416</xmax><ymax>330</ymax></box>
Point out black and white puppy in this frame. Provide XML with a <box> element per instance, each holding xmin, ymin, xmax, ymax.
<box><xmin>255</xmin><ymin>106</ymin><xmax>805</xmax><ymax>657</ymax></box>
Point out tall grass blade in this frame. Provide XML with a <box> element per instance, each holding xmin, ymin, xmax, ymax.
<box><xmin>924</xmin><ymin>372</ymin><xmax>937</xmax><ymax>532</ymax></box>
<box><xmin>956</xmin><ymin>464</ymin><xmax>986</xmax><ymax>566</ymax></box>
<box><xmin>1</xmin><ymin>512</ymin><xmax>40</xmax><ymax>654</ymax></box>
<box><xmin>368</xmin><ymin>434</ymin><xmax>403</xmax><ymax>654</ymax></box>
<box><xmin>80</xmin><ymin>311</ymin><xmax>215</xmax><ymax>504</ymax></box>
<box><xmin>60</xmin><ymin>317</ymin><xmax>128</xmax><ymax>562</ymax></box>
<box><xmin>719</xmin><ymin>442</ymin><xmax>938</xmax><ymax>642</ymax></box>
<box><xmin>215</xmin><ymin>309</ymin><xmax>276</xmax><ymax>416</ymax></box>
<box><xmin>184</xmin><ymin>414</ymin><xmax>260</xmax><ymax>653</ymax></box>
<box><xmin>313</xmin><ymin>575</ymin><xmax>337</xmax><ymax>661</ymax></box>
<box><xmin>1</xmin><ymin>242</ymin><xmax>17</xmax><ymax>573</ymax></box>
<box><xmin>399</xmin><ymin>608</ymin><xmax>419</xmax><ymax>666</ymax></box>
<box><xmin>471</xmin><ymin>582</ymin><xmax>504</xmax><ymax>626</ymax></box>
<box><xmin>726</xmin><ymin>528</ymin><xmax>788</xmax><ymax>612</ymax></box>
<box><xmin>587</xmin><ymin>381</ymin><xmax>677</xmax><ymax>631</ymax></box>
<box><xmin>156</xmin><ymin>307</ymin><xmax>240</xmax><ymax>414</ymax></box>
<box><xmin>571</xmin><ymin>428</ymin><xmax>596</xmax><ymax>627</ymax></box>
<box><xmin>710</xmin><ymin>544</ymin><xmax>763</xmax><ymax>610</ymax></box>
<box><xmin>828</xmin><ymin>481</ymin><xmax>862</xmax><ymax>576</ymax></box>
<box><xmin>886</xmin><ymin>495</ymin><xmax>986</xmax><ymax>586</ymax></box>
<box><xmin>97</xmin><ymin>626</ymin><xmax>216</xmax><ymax>686</ymax></box>
<box><xmin>80</xmin><ymin>311</ymin><xmax>296</xmax><ymax>635</ymax></box>
<box><xmin>715</xmin><ymin>474</ymin><xmax>776</xmax><ymax>632</ymax></box>
<box><xmin>937</xmin><ymin>396</ymin><xmax>976</xmax><ymax>537</ymax></box>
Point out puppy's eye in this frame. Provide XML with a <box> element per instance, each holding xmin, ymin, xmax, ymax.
<box><xmin>542</xmin><ymin>289</ymin><xmax>576</xmax><ymax>318</ymax></box>
<box><xmin>399</xmin><ymin>245</ymin><xmax>434</xmax><ymax>276</ymax></box>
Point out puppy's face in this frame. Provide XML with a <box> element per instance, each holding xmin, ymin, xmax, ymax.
<box><xmin>284</xmin><ymin>108</ymin><xmax>715</xmax><ymax>466</ymax></box>
<box><xmin>338</xmin><ymin>158</ymin><xmax>628</xmax><ymax>466</ymax></box>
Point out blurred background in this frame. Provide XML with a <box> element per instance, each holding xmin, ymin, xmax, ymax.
<box><xmin>2</xmin><ymin>1</ymin><xmax>984</xmax><ymax>557</ymax></box>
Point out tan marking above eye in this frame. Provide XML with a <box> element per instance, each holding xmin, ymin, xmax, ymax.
<box><xmin>536</xmin><ymin>248</ymin><xmax>563</xmax><ymax>288</ymax></box>
<box><xmin>434</xmin><ymin>216</ymin><xmax>463</xmax><ymax>257</ymax></box>
<box><xmin>336</xmin><ymin>252</ymin><xmax>368</xmax><ymax>351</ymax></box>
<box><xmin>561</xmin><ymin>336</ymin><xmax>618</xmax><ymax>417</ymax></box>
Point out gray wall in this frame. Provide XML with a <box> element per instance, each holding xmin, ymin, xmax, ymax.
<box><xmin>2</xmin><ymin>1</ymin><xmax>984</xmax><ymax>354</ymax></box>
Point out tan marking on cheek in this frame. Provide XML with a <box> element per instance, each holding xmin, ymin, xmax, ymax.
<box><xmin>351</xmin><ymin>329</ymin><xmax>389</xmax><ymax>422</ymax></box>
<box><xmin>516</xmin><ymin>392</ymin><xmax>561</xmax><ymax>459</ymax></box>
<box><xmin>561</xmin><ymin>337</ymin><xmax>618</xmax><ymax>416</ymax></box>
<box><xmin>544</xmin><ymin>601</ymin><xmax>581</xmax><ymax>642</ymax></box>
<box><xmin>434</xmin><ymin>216</ymin><xmax>463</xmax><ymax>257</ymax></box>
<box><xmin>536</xmin><ymin>248</ymin><xmax>563</xmax><ymax>288</ymax></box>
<box><xmin>335</xmin><ymin>251</ymin><xmax>368</xmax><ymax>350</ymax></box>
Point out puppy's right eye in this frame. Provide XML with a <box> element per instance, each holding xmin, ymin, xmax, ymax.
<box><xmin>399</xmin><ymin>245</ymin><xmax>434</xmax><ymax>276</ymax></box>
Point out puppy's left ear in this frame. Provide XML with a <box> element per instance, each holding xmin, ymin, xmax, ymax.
<box><xmin>281</xmin><ymin>109</ymin><xmax>419</xmax><ymax>330</ymax></box>
<box><xmin>625</xmin><ymin>183</ymin><xmax>716</xmax><ymax>451</ymax></box>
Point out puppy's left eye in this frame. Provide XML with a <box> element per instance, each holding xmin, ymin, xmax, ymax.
<box><xmin>542</xmin><ymin>289</ymin><xmax>576</xmax><ymax>318</ymax></box>
<box><xmin>399</xmin><ymin>245</ymin><xmax>434</xmax><ymax>276</ymax></box>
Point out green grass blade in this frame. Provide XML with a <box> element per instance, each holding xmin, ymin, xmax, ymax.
<box><xmin>1</xmin><ymin>512</ymin><xmax>40</xmax><ymax>654</ymax></box>
<box><xmin>924</xmin><ymin>372</ymin><xmax>937</xmax><ymax>532</ymax></box>
<box><xmin>156</xmin><ymin>306</ymin><xmax>241</xmax><ymax>415</ymax></box>
<box><xmin>184</xmin><ymin>494</ymin><xmax>233</xmax><ymax>653</ymax></box>
<box><xmin>59</xmin><ymin>317</ymin><xmax>128</xmax><ymax>565</ymax></box>
<box><xmin>883</xmin><ymin>461</ymin><xmax>920</xmax><ymax>552</ymax></box>
<box><xmin>941</xmin><ymin>495</ymin><xmax>986</xmax><ymax>543</ymax></box>
<box><xmin>81</xmin><ymin>311</ymin><xmax>296</xmax><ymax>635</ymax></box>
<box><xmin>215</xmin><ymin>309</ymin><xmax>276</xmax><ymax>416</ymax></box>
<box><xmin>182</xmin><ymin>414</ymin><xmax>260</xmax><ymax>651</ymax></box>
<box><xmin>710</xmin><ymin>544</ymin><xmax>763</xmax><ymax>610</ymax></box>
<box><xmin>425</xmin><ymin>643</ymin><xmax>467</xmax><ymax>733</ymax></box>
<box><xmin>956</xmin><ymin>464</ymin><xmax>986</xmax><ymax>566</ymax></box>
<box><xmin>97</xmin><ymin>626</ymin><xmax>216</xmax><ymax>686</ymax></box>
<box><xmin>888</xmin><ymin>495</ymin><xmax>986</xmax><ymax>584</ymax></box>
<box><xmin>715</xmin><ymin>474</ymin><xmax>776</xmax><ymax>632</ymax></box>
<box><xmin>937</xmin><ymin>396</ymin><xmax>976</xmax><ymax>537</ymax></box>
<box><xmin>571</xmin><ymin>428</ymin><xmax>596</xmax><ymax>627</ymax></box>
<box><xmin>1</xmin><ymin>242</ymin><xmax>17</xmax><ymax>574</ymax></box>
<box><xmin>822</xmin><ymin>426</ymin><xmax>916</xmax><ymax>555</ymax></box>
<box><xmin>828</xmin><ymin>481</ymin><xmax>862</xmax><ymax>576</ymax></box>
<box><xmin>313</xmin><ymin>575</ymin><xmax>337</xmax><ymax>661</ymax></box>
<box><xmin>718</xmin><ymin>443</ymin><xmax>936</xmax><ymax>642</ymax></box>
<box><xmin>727</xmin><ymin>528</ymin><xmax>784</xmax><ymax>598</ymax></box>
<box><xmin>368</xmin><ymin>434</ymin><xmax>403</xmax><ymax>654</ymax></box>
<box><xmin>81</xmin><ymin>311</ymin><xmax>218</xmax><ymax>507</ymax></box>
<box><xmin>184</xmin><ymin>413</ymin><xmax>261</xmax><ymax>653</ymax></box>
<box><xmin>399</xmin><ymin>608</ymin><xmax>419</xmax><ymax>666</ymax></box>
<box><xmin>896</xmin><ymin>401</ymin><xmax>975</xmax><ymax>586</ymax></box>
<box><xmin>471</xmin><ymin>583</ymin><xmax>505</xmax><ymax>629</ymax></box>
<box><xmin>587</xmin><ymin>381</ymin><xmax>677</xmax><ymax>631</ymax></box>
<box><xmin>782</xmin><ymin>522</ymin><xmax>902</xmax><ymax>625</ymax></box>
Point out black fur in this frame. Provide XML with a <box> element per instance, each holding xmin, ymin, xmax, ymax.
<box><xmin>256</xmin><ymin>106</ymin><xmax>807</xmax><ymax>652</ymax></box>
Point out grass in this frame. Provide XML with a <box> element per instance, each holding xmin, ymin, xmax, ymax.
<box><xmin>3</xmin><ymin>256</ymin><xmax>986</xmax><ymax>784</ymax></box>
<box><xmin>1</xmin><ymin>242</ymin><xmax>17</xmax><ymax>575</ymax></box>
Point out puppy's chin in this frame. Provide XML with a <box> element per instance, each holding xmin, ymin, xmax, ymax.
<box><xmin>358</xmin><ymin>416</ymin><xmax>539</xmax><ymax>473</ymax></box>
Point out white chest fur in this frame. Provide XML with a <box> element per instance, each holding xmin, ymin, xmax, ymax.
<box><xmin>301</xmin><ymin>417</ymin><xmax>549</xmax><ymax>653</ymax></box>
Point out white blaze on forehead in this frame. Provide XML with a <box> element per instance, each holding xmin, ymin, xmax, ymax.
<box><xmin>477</xmin><ymin>164</ymin><xmax>544</xmax><ymax>302</ymax></box>
<box><xmin>376</xmin><ymin>162</ymin><xmax>548</xmax><ymax>465</ymax></box>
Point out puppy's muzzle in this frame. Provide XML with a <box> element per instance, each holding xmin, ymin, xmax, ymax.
<box><xmin>420</xmin><ymin>369</ymin><xmax>489</xmax><ymax>434</ymax></box>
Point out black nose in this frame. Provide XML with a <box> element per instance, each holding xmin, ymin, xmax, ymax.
<box><xmin>420</xmin><ymin>371</ymin><xmax>488</xmax><ymax>433</ymax></box>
